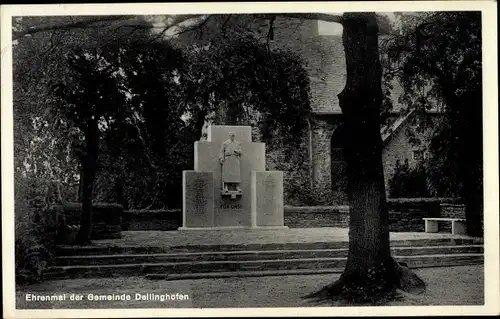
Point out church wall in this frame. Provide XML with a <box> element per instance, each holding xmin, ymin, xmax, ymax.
<box><xmin>255</xmin><ymin>18</ymin><xmax>417</xmax><ymax>204</ymax></box>
<box><xmin>310</xmin><ymin>115</ymin><xmax>342</xmax><ymax>204</ymax></box>
<box><xmin>264</xmin><ymin>127</ymin><xmax>312</xmax><ymax>206</ymax></box>
<box><xmin>262</xmin><ymin>18</ymin><xmax>346</xmax><ymax>114</ymax></box>
<box><xmin>382</xmin><ymin>116</ymin><xmax>438</xmax><ymax>194</ymax></box>
<box><xmin>255</xmin><ymin>18</ymin><xmax>346</xmax><ymax>204</ymax></box>
<box><xmin>382</xmin><ymin>122</ymin><xmax>415</xmax><ymax>193</ymax></box>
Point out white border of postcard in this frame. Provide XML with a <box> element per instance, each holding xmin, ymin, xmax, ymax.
<box><xmin>2</xmin><ymin>1</ymin><xmax>499</xmax><ymax>318</ymax></box>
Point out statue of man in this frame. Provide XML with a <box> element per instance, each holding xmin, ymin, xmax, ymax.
<box><xmin>219</xmin><ymin>132</ymin><xmax>242</xmax><ymax>193</ymax></box>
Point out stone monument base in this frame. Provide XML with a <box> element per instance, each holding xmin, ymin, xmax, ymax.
<box><xmin>177</xmin><ymin>226</ymin><xmax>289</xmax><ymax>231</ymax></box>
<box><xmin>181</xmin><ymin>125</ymin><xmax>287</xmax><ymax>230</ymax></box>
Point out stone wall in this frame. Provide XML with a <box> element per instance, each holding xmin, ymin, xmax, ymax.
<box><xmin>285</xmin><ymin>199</ymin><xmax>465</xmax><ymax>232</ymax></box>
<box><xmin>264</xmin><ymin>127</ymin><xmax>312</xmax><ymax>206</ymax></box>
<box><xmin>122</xmin><ymin>199</ymin><xmax>465</xmax><ymax>232</ymax></box>
<box><xmin>441</xmin><ymin>204</ymin><xmax>467</xmax><ymax>219</ymax></box>
<box><xmin>310</xmin><ymin>116</ymin><xmax>337</xmax><ymax>202</ymax></box>
<box><xmin>387</xmin><ymin>199</ymin><xmax>441</xmax><ymax>232</ymax></box>
<box><xmin>122</xmin><ymin>209</ymin><xmax>181</xmax><ymax>231</ymax></box>
<box><xmin>266</xmin><ymin>18</ymin><xmax>346</xmax><ymax>114</ymax></box>
<box><xmin>284</xmin><ymin>206</ymin><xmax>349</xmax><ymax>228</ymax></box>
<box><xmin>382</xmin><ymin>114</ymin><xmax>439</xmax><ymax>194</ymax></box>
<box><xmin>50</xmin><ymin>203</ymin><xmax>123</xmax><ymax>242</ymax></box>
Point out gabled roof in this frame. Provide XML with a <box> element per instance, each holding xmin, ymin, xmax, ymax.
<box><xmin>381</xmin><ymin>109</ymin><xmax>415</xmax><ymax>142</ymax></box>
<box><xmin>381</xmin><ymin>109</ymin><xmax>442</xmax><ymax>143</ymax></box>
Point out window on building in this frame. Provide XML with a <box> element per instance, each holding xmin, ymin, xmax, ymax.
<box><xmin>424</xmin><ymin>150</ymin><xmax>431</xmax><ymax>160</ymax></box>
<box><xmin>413</xmin><ymin>150</ymin><xmax>424</xmax><ymax>161</ymax></box>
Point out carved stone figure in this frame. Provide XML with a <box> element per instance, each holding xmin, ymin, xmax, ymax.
<box><xmin>219</xmin><ymin>132</ymin><xmax>242</xmax><ymax>193</ymax></box>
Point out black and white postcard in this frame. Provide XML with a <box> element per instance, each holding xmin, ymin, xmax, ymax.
<box><xmin>1</xmin><ymin>1</ymin><xmax>499</xmax><ymax>318</ymax></box>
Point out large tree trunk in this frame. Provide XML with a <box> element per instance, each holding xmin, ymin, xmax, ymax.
<box><xmin>74</xmin><ymin>119</ymin><xmax>100</xmax><ymax>245</ymax></box>
<box><xmin>114</xmin><ymin>176</ymin><xmax>129</xmax><ymax>211</ymax></box>
<box><xmin>459</xmin><ymin>87</ymin><xmax>483</xmax><ymax>237</ymax></box>
<box><xmin>225</xmin><ymin>99</ymin><xmax>244</xmax><ymax>125</ymax></box>
<box><xmin>194</xmin><ymin>109</ymin><xmax>208</xmax><ymax>141</ymax></box>
<box><xmin>440</xmin><ymin>68</ymin><xmax>483</xmax><ymax>237</ymax></box>
<box><xmin>305</xmin><ymin>13</ymin><xmax>425</xmax><ymax>304</ymax></box>
<box><xmin>77</xmin><ymin>165</ymin><xmax>84</xmax><ymax>202</ymax></box>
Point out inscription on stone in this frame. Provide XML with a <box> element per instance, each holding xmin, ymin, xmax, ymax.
<box><xmin>182</xmin><ymin>171</ymin><xmax>214</xmax><ymax>228</ymax></box>
<box><xmin>265</xmin><ymin>176</ymin><xmax>276</xmax><ymax>188</ymax></box>
<box><xmin>220</xmin><ymin>204</ymin><xmax>243</xmax><ymax>209</ymax></box>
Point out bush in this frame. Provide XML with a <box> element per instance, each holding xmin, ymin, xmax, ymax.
<box><xmin>388</xmin><ymin>160</ymin><xmax>432</xmax><ymax>198</ymax></box>
<box><xmin>264</xmin><ymin>127</ymin><xmax>335</xmax><ymax>206</ymax></box>
<box><xmin>15</xmin><ymin>175</ymin><xmax>57</xmax><ymax>285</ymax></box>
<box><xmin>50</xmin><ymin>203</ymin><xmax>124</xmax><ymax>241</ymax></box>
<box><xmin>285</xmin><ymin>178</ymin><xmax>334</xmax><ymax>206</ymax></box>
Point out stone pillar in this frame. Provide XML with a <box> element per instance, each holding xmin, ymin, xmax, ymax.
<box><xmin>181</xmin><ymin>171</ymin><xmax>214</xmax><ymax>228</ymax></box>
<box><xmin>310</xmin><ymin>116</ymin><xmax>337</xmax><ymax>203</ymax></box>
<box><xmin>251</xmin><ymin>171</ymin><xmax>284</xmax><ymax>227</ymax></box>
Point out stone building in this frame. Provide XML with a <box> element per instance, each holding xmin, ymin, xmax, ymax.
<box><xmin>256</xmin><ymin>17</ymin><xmax>438</xmax><ymax>204</ymax></box>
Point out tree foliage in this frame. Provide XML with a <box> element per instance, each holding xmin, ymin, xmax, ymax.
<box><xmin>388</xmin><ymin>160</ymin><xmax>434</xmax><ymax>198</ymax></box>
<box><xmin>176</xmin><ymin>15</ymin><xmax>312</xmax><ymax>147</ymax></box>
<box><xmin>94</xmin><ymin>38</ymin><xmax>194</xmax><ymax>209</ymax></box>
<box><xmin>13</xmin><ymin>14</ymin><xmax>312</xmax><ymax>215</ymax></box>
<box><xmin>384</xmin><ymin>11</ymin><xmax>483</xmax><ymax>236</ymax></box>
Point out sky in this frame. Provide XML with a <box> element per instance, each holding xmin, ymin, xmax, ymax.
<box><xmin>318</xmin><ymin>21</ymin><xmax>343</xmax><ymax>35</ymax></box>
<box><xmin>318</xmin><ymin>12</ymin><xmax>396</xmax><ymax>35</ymax></box>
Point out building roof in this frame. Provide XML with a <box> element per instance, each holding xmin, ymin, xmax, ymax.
<box><xmin>381</xmin><ymin>109</ymin><xmax>415</xmax><ymax>142</ymax></box>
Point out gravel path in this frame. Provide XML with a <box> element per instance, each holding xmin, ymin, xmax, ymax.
<box><xmin>16</xmin><ymin>265</ymin><xmax>483</xmax><ymax>309</ymax></box>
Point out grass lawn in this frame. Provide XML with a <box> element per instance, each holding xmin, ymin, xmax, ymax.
<box><xmin>15</xmin><ymin>265</ymin><xmax>483</xmax><ymax>309</ymax></box>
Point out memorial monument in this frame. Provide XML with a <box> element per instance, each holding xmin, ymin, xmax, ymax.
<box><xmin>219</xmin><ymin>132</ymin><xmax>243</xmax><ymax>196</ymax></box>
<box><xmin>180</xmin><ymin>125</ymin><xmax>287</xmax><ymax>229</ymax></box>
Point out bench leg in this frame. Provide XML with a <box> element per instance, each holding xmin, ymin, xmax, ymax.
<box><xmin>452</xmin><ymin>221</ymin><xmax>466</xmax><ymax>235</ymax></box>
<box><xmin>425</xmin><ymin>220</ymin><xmax>438</xmax><ymax>233</ymax></box>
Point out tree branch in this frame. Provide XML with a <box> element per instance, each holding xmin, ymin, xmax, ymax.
<box><xmin>13</xmin><ymin>13</ymin><xmax>344</xmax><ymax>41</ymax></box>
<box><xmin>255</xmin><ymin>13</ymin><xmax>342</xmax><ymax>24</ymax></box>
<box><xmin>266</xmin><ymin>16</ymin><xmax>276</xmax><ymax>52</ymax></box>
<box><xmin>221</xmin><ymin>14</ymin><xmax>232</xmax><ymax>36</ymax></box>
<box><xmin>13</xmin><ymin>11</ymin><xmax>394</xmax><ymax>46</ymax></box>
<box><xmin>13</xmin><ymin>16</ymin><xmax>138</xmax><ymax>40</ymax></box>
<box><xmin>169</xmin><ymin>15</ymin><xmax>211</xmax><ymax>39</ymax></box>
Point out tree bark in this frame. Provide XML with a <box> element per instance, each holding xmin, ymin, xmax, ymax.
<box><xmin>114</xmin><ymin>176</ymin><xmax>129</xmax><ymax>211</ymax></box>
<box><xmin>439</xmin><ymin>74</ymin><xmax>483</xmax><ymax>237</ymax></box>
<box><xmin>459</xmin><ymin>88</ymin><xmax>483</xmax><ymax>237</ymax></box>
<box><xmin>194</xmin><ymin>109</ymin><xmax>207</xmax><ymax>141</ymax></box>
<box><xmin>77</xmin><ymin>165</ymin><xmax>84</xmax><ymax>202</ymax></box>
<box><xmin>304</xmin><ymin>12</ymin><xmax>425</xmax><ymax>304</ymax></box>
<box><xmin>74</xmin><ymin>118</ymin><xmax>100</xmax><ymax>245</ymax></box>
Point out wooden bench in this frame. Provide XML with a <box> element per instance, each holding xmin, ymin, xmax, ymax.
<box><xmin>423</xmin><ymin>218</ymin><xmax>466</xmax><ymax>235</ymax></box>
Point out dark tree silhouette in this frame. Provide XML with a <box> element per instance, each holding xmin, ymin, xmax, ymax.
<box><xmin>304</xmin><ymin>13</ymin><xmax>425</xmax><ymax>304</ymax></box>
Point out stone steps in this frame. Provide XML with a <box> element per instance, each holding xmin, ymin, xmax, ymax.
<box><xmin>45</xmin><ymin>239</ymin><xmax>484</xmax><ymax>280</ymax></box>
<box><xmin>56</xmin><ymin>245</ymin><xmax>484</xmax><ymax>266</ymax></box>
<box><xmin>45</xmin><ymin>253</ymin><xmax>483</xmax><ymax>280</ymax></box>
<box><xmin>56</xmin><ymin>237</ymin><xmax>481</xmax><ymax>256</ymax></box>
<box><xmin>145</xmin><ymin>256</ymin><xmax>484</xmax><ymax>281</ymax></box>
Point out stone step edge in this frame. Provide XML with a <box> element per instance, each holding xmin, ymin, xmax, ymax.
<box><xmin>51</xmin><ymin>253</ymin><xmax>484</xmax><ymax>271</ymax></box>
<box><xmin>55</xmin><ymin>245</ymin><xmax>484</xmax><ymax>260</ymax></box>
<box><xmin>44</xmin><ymin>257</ymin><xmax>484</xmax><ymax>279</ymax></box>
<box><xmin>56</xmin><ymin>239</ymin><xmax>484</xmax><ymax>254</ymax></box>
<box><xmin>147</xmin><ymin>268</ymin><xmax>346</xmax><ymax>280</ymax></box>
<box><xmin>145</xmin><ymin>261</ymin><xmax>484</xmax><ymax>281</ymax></box>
